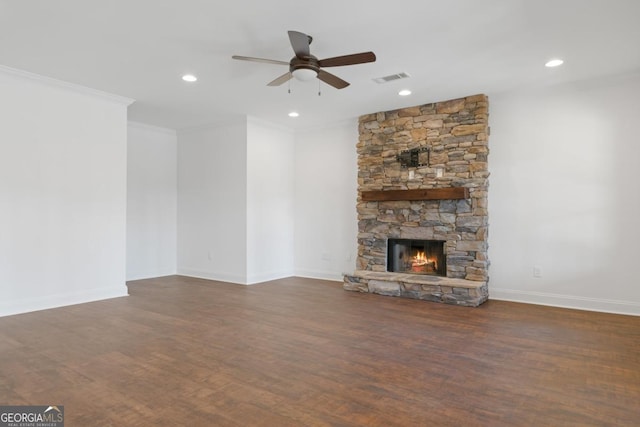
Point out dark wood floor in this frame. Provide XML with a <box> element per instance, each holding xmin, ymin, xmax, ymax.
<box><xmin>1</xmin><ymin>276</ymin><xmax>639</xmax><ymax>426</ymax></box>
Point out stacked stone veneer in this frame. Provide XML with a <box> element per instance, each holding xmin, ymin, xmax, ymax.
<box><xmin>343</xmin><ymin>94</ymin><xmax>490</xmax><ymax>306</ymax></box>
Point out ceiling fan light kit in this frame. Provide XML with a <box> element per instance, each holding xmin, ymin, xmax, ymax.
<box><xmin>232</xmin><ymin>30</ymin><xmax>376</xmax><ymax>90</ymax></box>
<box><xmin>292</xmin><ymin>68</ymin><xmax>317</xmax><ymax>81</ymax></box>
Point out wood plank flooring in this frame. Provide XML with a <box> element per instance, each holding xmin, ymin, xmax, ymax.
<box><xmin>1</xmin><ymin>275</ymin><xmax>639</xmax><ymax>426</ymax></box>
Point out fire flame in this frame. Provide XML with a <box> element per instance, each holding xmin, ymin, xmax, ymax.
<box><xmin>412</xmin><ymin>251</ymin><xmax>437</xmax><ymax>269</ymax></box>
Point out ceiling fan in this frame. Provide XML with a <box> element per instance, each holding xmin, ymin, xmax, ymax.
<box><xmin>232</xmin><ymin>30</ymin><xmax>376</xmax><ymax>89</ymax></box>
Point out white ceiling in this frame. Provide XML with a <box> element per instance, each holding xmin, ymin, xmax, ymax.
<box><xmin>1</xmin><ymin>0</ymin><xmax>639</xmax><ymax>130</ymax></box>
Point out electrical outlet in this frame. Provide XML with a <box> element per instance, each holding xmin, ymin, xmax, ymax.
<box><xmin>533</xmin><ymin>265</ymin><xmax>542</xmax><ymax>278</ymax></box>
<box><xmin>436</xmin><ymin>168</ymin><xmax>444</xmax><ymax>178</ymax></box>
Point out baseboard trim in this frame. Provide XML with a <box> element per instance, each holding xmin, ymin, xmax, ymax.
<box><xmin>126</xmin><ymin>273</ymin><xmax>178</xmax><ymax>282</ymax></box>
<box><xmin>126</xmin><ymin>270</ymin><xmax>178</xmax><ymax>282</ymax></box>
<box><xmin>177</xmin><ymin>268</ymin><xmax>247</xmax><ymax>285</ymax></box>
<box><xmin>490</xmin><ymin>288</ymin><xmax>640</xmax><ymax>316</ymax></box>
<box><xmin>246</xmin><ymin>270</ymin><xmax>295</xmax><ymax>285</ymax></box>
<box><xmin>0</xmin><ymin>286</ymin><xmax>129</xmax><ymax>317</ymax></box>
<box><xmin>294</xmin><ymin>269</ymin><xmax>344</xmax><ymax>282</ymax></box>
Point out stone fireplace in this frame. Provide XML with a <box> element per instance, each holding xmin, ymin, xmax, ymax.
<box><xmin>343</xmin><ymin>94</ymin><xmax>489</xmax><ymax>306</ymax></box>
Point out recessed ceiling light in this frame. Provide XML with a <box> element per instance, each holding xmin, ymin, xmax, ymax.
<box><xmin>398</xmin><ymin>89</ymin><xmax>412</xmax><ymax>96</ymax></box>
<box><xmin>545</xmin><ymin>59</ymin><xmax>564</xmax><ymax>68</ymax></box>
<box><xmin>288</xmin><ymin>111</ymin><xmax>299</xmax><ymax>118</ymax></box>
<box><xmin>182</xmin><ymin>74</ymin><xmax>198</xmax><ymax>82</ymax></box>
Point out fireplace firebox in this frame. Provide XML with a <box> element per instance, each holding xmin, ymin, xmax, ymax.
<box><xmin>387</xmin><ymin>239</ymin><xmax>446</xmax><ymax>276</ymax></box>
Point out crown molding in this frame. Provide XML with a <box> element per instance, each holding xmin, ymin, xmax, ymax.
<box><xmin>128</xmin><ymin>120</ymin><xmax>177</xmax><ymax>136</ymax></box>
<box><xmin>0</xmin><ymin>64</ymin><xmax>135</xmax><ymax>106</ymax></box>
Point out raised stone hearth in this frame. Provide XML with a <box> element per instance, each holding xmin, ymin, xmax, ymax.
<box><xmin>344</xmin><ymin>94</ymin><xmax>490</xmax><ymax>306</ymax></box>
<box><xmin>344</xmin><ymin>271</ymin><xmax>488</xmax><ymax>307</ymax></box>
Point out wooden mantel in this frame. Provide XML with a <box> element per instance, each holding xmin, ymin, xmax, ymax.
<box><xmin>361</xmin><ymin>187</ymin><xmax>469</xmax><ymax>202</ymax></box>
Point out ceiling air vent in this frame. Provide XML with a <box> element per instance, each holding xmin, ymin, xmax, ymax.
<box><xmin>373</xmin><ymin>72</ymin><xmax>410</xmax><ymax>84</ymax></box>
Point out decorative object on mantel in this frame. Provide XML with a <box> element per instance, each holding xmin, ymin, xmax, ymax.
<box><xmin>396</xmin><ymin>146</ymin><xmax>430</xmax><ymax>168</ymax></box>
<box><xmin>361</xmin><ymin>187</ymin><xmax>469</xmax><ymax>202</ymax></box>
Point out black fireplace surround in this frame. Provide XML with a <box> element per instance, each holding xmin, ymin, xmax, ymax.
<box><xmin>387</xmin><ymin>239</ymin><xmax>446</xmax><ymax>276</ymax></box>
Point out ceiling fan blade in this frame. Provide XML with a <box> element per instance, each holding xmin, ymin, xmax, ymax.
<box><xmin>318</xmin><ymin>52</ymin><xmax>377</xmax><ymax>67</ymax></box>
<box><xmin>317</xmin><ymin>69</ymin><xmax>350</xmax><ymax>89</ymax></box>
<box><xmin>288</xmin><ymin>30</ymin><xmax>311</xmax><ymax>58</ymax></box>
<box><xmin>232</xmin><ymin>55</ymin><xmax>289</xmax><ymax>66</ymax></box>
<box><xmin>267</xmin><ymin>72</ymin><xmax>293</xmax><ymax>86</ymax></box>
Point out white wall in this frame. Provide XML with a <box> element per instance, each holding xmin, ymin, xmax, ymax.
<box><xmin>293</xmin><ymin>120</ymin><xmax>359</xmax><ymax>281</ymax></box>
<box><xmin>488</xmin><ymin>71</ymin><xmax>640</xmax><ymax>315</ymax></box>
<box><xmin>126</xmin><ymin>122</ymin><xmax>177</xmax><ymax>280</ymax></box>
<box><xmin>0</xmin><ymin>66</ymin><xmax>132</xmax><ymax>316</ymax></box>
<box><xmin>177</xmin><ymin>119</ymin><xmax>248</xmax><ymax>283</ymax></box>
<box><xmin>6</xmin><ymin>64</ymin><xmax>633</xmax><ymax>317</ymax></box>
<box><xmin>289</xmin><ymin>75</ymin><xmax>640</xmax><ymax>316</ymax></box>
<box><xmin>246</xmin><ymin>117</ymin><xmax>295</xmax><ymax>283</ymax></box>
